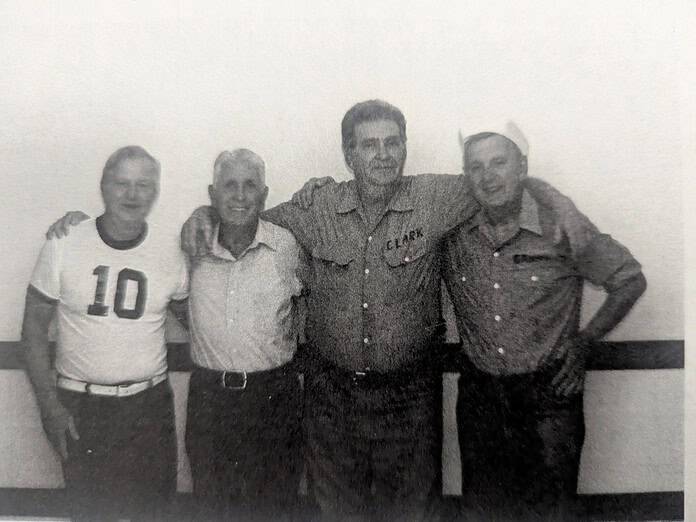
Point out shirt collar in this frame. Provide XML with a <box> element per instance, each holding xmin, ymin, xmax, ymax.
<box><xmin>466</xmin><ymin>189</ymin><xmax>542</xmax><ymax>236</ymax></box>
<box><xmin>335</xmin><ymin>178</ymin><xmax>415</xmax><ymax>214</ymax></box>
<box><xmin>518</xmin><ymin>189</ymin><xmax>542</xmax><ymax>236</ymax></box>
<box><xmin>210</xmin><ymin>218</ymin><xmax>277</xmax><ymax>261</ymax></box>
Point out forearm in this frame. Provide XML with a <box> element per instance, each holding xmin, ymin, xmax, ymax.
<box><xmin>168</xmin><ymin>298</ymin><xmax>190</xmax><ymax>331</ymax></box>
<box><xmin>21</xmin><ymin>292</ymin><xmax>59</xmax><ymax>411</ymax></box>
<box><xmin>579</xmin><ymin>272</ymin><xmax>647</xmax><ymax>342</ymax></box>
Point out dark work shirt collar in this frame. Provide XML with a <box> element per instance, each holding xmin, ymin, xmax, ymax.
<box><xmin>466</xmin><ymin>189</ymin><xmax>543</xmax><ymax>237</ymax></box>
<box><xmin>335</xmin><ymin>178</ymin><xmax>415</xmax><ymax>215</ymax></box>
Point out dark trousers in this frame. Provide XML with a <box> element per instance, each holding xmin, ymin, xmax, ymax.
<box><xmin>185</xmin><ymin>364</ymin><xmax>303</xmax><ymax>521</ymax></box>
<box><xmin>457</xmin><ymin>358</ymin><xmax>585</xmax><ymax>521</ymax></box>
<box><xmin>59</xmin><ymin>380</ymin><xmax>177</xmax><ymax>522</ymax></box>
<box><xmin>304</xmin><ymin>358</ymin><xmax>442</xmax><ymax>522</ymax></box>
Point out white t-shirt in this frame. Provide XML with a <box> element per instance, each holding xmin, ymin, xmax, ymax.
<box><xmin>30</xmin><ymin>218</ymin><xmax>189</xmax><ymax>384</ymax></box>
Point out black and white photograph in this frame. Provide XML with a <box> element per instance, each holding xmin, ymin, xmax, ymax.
<box><xmin>1</xmin><ymin>1</ymin><xmax>692</xmax><ymax>521</ymax></box>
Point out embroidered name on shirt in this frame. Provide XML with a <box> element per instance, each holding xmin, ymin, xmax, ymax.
<box><xmin>385</xmin><ymin>228</ymin><xmax>423</xmax><ymax>250</ymax></box>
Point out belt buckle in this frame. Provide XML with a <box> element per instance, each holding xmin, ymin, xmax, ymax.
<box><xmin>352</xmin><ymin>370</ymin><xmax>368</xmax><ymax>384</ymax></box>
<box><xmin>221</xmin><ymin>371</ymin><xmax>247</xmax><ymax>390</ymax></box>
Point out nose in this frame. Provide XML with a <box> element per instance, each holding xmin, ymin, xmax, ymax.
<box><xmin>231</xmin><ymin>186</ymin><xmax>245</xmax><ymax>201</ymax></box>
<box><xmin>376</xmin><ymin>141</ymin><xmax>389</xmax><ymax>159</ymax></box>
<box><xmin>126</xmin><ymin>183</ymin><xmax>137</xmax><ymax>199</ymax></box>
<box><xmin>482</xmin><ymin>167</ymin><xmax>497</xmax><ymax>182</ymax></box>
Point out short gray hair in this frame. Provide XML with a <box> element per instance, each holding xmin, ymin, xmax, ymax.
<box><xmin>213</xmin><ymin>149</ymin><xmax>266</xmax><ymax>186</ymax></box>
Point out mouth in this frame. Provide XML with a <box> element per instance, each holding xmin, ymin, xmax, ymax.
<box><xmin>480</xmin><ymin>185</ymin><xmax>504</xmax><ymax>195</ymax></box>
<box><xmin>372</xmin><ymin>165</ymin><xmax>397</xmax><ymax>172</ymax></box>
<box><xmin>121</xmin><ymin>203</ymin><xmax>141</xmax><ymax>211</ymax></box>
<box><xmin>227</xmin><ymin>207</ymin><xmax>250</xmax><ymax>214</ymax></box>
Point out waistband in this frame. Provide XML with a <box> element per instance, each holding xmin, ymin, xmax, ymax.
<box><xmin>192</xmin><ymin>362</ymin><xmax>297</xmax><ymax>391</ymax></box>
<box><xmin>57</xmin><ymin>373</ymin><xmax>168</xmax><ymax>397</ymax></box>
<box><xmin>311</xmin><ymin>353</ymin><xmax>436</xmax><ymax>389</ymax></box>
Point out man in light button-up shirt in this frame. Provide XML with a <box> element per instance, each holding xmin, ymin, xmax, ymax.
<box><xmin>183</xmin><ymin>149</ymin><xmax>304</xmax><ymax>522</ymax></box>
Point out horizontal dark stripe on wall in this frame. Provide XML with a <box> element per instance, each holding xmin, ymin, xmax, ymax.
<box><xmin>0</xmin><ymin>489</ymin><xmax>683</xmax><ymax>521</ymax></box>
<box><xmin>0</xmin><ymin>340</ymin><xmax>684</xmax><ymax>372</ymax></box>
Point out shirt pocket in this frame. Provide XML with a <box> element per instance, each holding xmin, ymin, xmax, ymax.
<box><xmin>309</xmin><ymin>244</ymin><xmax>355</xmax><ymax>293</ymax></box>
<box><xmin>507</xmin><ymin>252</ymin><xmax>576</xmax><ymax>296</ymax></box>
<box><xmin>381</xmin><ymin>241</ymin><xmax>431</xmax><ymax>304</ymax></box>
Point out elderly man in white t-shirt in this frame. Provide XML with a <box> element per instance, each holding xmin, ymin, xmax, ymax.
<box><xmin>22</xmin><ymin>146</ymin><xmax>189</xmax><ymax>522</ymax></box>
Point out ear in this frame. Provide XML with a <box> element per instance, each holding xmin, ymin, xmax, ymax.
<box><xmin>261</xmin><ymin>185</ymin><xmax>269</xmax><ymax>206</ymax></box>
<box><xmin>518</xmin><ymin>156</ymin><xmax>528</xmax><ymax>179</ymax></box>
<box><xmin>208</xmin><ymin>184</ymin><xmax>215</xmax><ymax>205</ymax></box>
<box><xmin>343</xmin><ymin>147</ymin><xmax>355</xmax><ymax>172</ymax></box>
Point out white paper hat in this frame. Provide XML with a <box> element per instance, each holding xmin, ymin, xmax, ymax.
<box><xmin>458</xmin><ymin>120</ymin><xmax>529</xmax><ymax>156</ymax></box>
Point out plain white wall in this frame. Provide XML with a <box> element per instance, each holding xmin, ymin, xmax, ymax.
<box><xmin>0</xmin><ymin>0</ymin><xmax>685</xmax><ymax>342</ymax></box>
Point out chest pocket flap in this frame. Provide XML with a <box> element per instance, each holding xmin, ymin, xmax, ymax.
<box><xmin>382</xmin><ymin>239</ymin><xmax>429</xmax><ymax>267</ymax></box>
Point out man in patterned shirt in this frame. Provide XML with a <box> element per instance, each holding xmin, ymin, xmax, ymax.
<box><xmin>443</xmin><ymin>125</ymin><xmax>647</xmax><ymax>520</ymax></box>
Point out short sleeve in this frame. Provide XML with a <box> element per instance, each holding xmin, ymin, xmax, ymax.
<box><xmin>172</xmin><ymin>252</ymin><xmax>190</xmax><ymax>300</ymax></box>
<box><xmin>29</xmin><ymin>239</ymin><xmax>62</xmax><ymax>300</ymax></box>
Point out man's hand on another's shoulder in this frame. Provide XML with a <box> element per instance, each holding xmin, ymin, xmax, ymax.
<box><xmin>45</xmin><ymin>211</ymin><xmax>90</xmax><ymax>239</ymax></box>
<box><xmin>291</xmin><ymin>176</ymin><xmax>336</xmax><ymax>209</ymax></box>
<box><xmin>181</xmin><ymin>206</ymin><xmax>219</xmax><ymax>257</ymax></box>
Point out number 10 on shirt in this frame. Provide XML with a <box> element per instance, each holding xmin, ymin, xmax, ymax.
<box><xmin>87</xmin><ymin>265</ymin><xmax>148</xmax><ymax>320</ymax></box>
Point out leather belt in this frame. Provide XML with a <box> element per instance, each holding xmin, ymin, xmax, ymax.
<box><xmin>57</xmin><ymin>373</ymin><xmax>168</xmax><ymax>397</ymax></box>
<box><xmin>193</xmin><ymin>363</ymin><xmax>295</xmax><ymax>391</ymax></box>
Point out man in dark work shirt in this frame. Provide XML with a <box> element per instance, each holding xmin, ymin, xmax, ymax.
<box><xmin>443</xmin><ymin>124</ymin><xmax>647</xmax><ymax>521</ymax></box>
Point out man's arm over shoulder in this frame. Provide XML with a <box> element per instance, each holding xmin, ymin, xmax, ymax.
<box><xmin>263</xmin><ymin>181</ymin><xmax>347</xmax><ymax>250</ymax></box>
<box><xmin>412</xmin><ymin>174</ymin><xmax>479</xmax><ymax>233</ymax></box>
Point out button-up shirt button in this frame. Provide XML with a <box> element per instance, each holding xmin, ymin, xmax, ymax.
<box><xmin>404</xmin><ymin>256</ymin><xmax>410</xmax><ymax>262</ymax></box>
<box><xmin>493</xmin><ymin>283</ymin><xmax>500</xmax><ymax>289</ymax></box>
<box><xmin>363</xmin><ymin>337</ymin><xmax>369</xmax><ymax>344</ymax></box>
<box><xmin>364</xmin><ymin>268</ymin><xmax>370</xmax><ymax>275</ymax></box>
<box><xmin>493</xmin><ymin>252</ymin><xmax>500</xmax><ymax>258</ymax></box>
<box><xmin>367</xmin><ymin>236</ymin><xmax>373</xmax><ymax>242</ymax></box>
<box><xmin>461</xmin><ymin>275</ymin><xmax>466</xmax><ymax>282</ymax></box>
<box><xmin>531</xmin><ymin>275</ymin><xmax>539</xmax><ymax>281</ymax></box>
<box><xmin>497</xmin><ymin>347</ymin><xmax>505</xmax><ymax>355</ymax></box>
<box><xmin>494</xmin><ymin>314</ymin><xmax>501</xmax><ymax>322</ymax></box>
<box><xmin>362</xmin><ymin>303</ymin><xmax>368</xmax><ymax>309</ymax></box>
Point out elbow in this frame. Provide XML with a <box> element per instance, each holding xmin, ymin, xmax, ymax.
<box><xmin>633</xmin><ymin>271</ymin><xmax>647</xmax><ymax>299</ymax></box>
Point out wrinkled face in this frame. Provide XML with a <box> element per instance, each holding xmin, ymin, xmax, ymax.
<box><xmin>466</xmin><ymin>135</ymin><xmax>527</xmax><ymax>208</ymax></box>
<box><xmin>101</xmin><ymin>158</ymin><xmax>159</xmax><ymax>225</ymax></box>
<box><xmin>208</xmin><ymin>162</ymin><xmax>268</xmax><ymax>226</ymax></box>
<box><xmin>346</xmin><ymin>119</ymin><xmax>406</xmax><ymax>189</ymax></box>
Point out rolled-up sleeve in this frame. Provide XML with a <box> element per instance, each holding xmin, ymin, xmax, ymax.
<box><xmin>559</xmin><ymin>201</ymin><xmax>643</xmax><ymax>291</ymax></box>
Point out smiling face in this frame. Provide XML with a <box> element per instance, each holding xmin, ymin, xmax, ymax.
<box><xmin>465</xmin><ymin>134</ymin><xmax>527</xmax><ymax>209</ymax></box>
<box><xmin>208</xmin><ymin>160</ymin><xmax>268</xmax><ymax>227</ymax></box>
<box><xmin>345</xmin><ymin>119</ymin><xmax>407</xmax><ymax>191</ymax></box>
<box><xmin>101</xmin><ymin>157</ymin><xmax>159</xmax><ymax>226</ymax></box>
